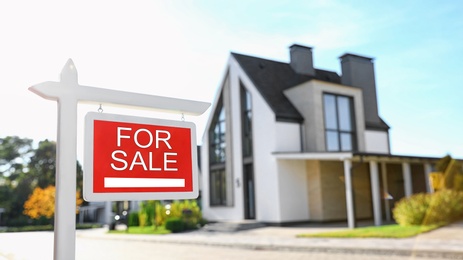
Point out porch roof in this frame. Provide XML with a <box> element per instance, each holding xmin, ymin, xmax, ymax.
<box><xmin>273</xmin><ymin>151</ymin><xmax>440</xmax><ymax>164</ymax></box>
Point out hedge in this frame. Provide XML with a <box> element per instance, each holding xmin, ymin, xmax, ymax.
<box><xmin>393</xmin><ymin>190</ymin><xmax>463</xmax><ymax>226</ymax></box>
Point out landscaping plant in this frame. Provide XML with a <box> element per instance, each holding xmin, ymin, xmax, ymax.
<box><xmin>393</xmin><ymin>190</ymin><xmax>463</xmax><ymax>226</ymax></box>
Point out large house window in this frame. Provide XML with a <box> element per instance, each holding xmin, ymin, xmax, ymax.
<box><xmin>323</xmin><ymin>93</ymin><xmax>356</xmax><ymax>151</ymax></box>
<box><xmin>209</xmin><ymin>105</ymin><xmax>226</xmax><ymax>164</ymax></box>
<box><xmin>209</xmin><ymin>100</ymin><xmax>227</xmax><ymax>206</ymax></box>
<box><xmin>241</xmin><ymin>85</ymin><xmax>253</xmax><ymax>158</ymax></box>
<box><xmin>209</xmin><ymin>169</ymin><xmax>226</xmax><ymax>206</ymax></box>
<box><xmin>240</xmin><ymin>84</ymin><xmax>255</xmax><ymax>219</ymax></box>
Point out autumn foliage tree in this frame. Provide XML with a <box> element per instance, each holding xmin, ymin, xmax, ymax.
<box><xmin>23</xmin><ymin>186</ymin><xmax>55</xmax><ymax>219</ymax></box>
<box><xmin>0</xmin><ymin>136</ymin><xmax>84</xmax><ymax>226</ymax></box>
<box><xmin>23</xmin><ymin>185</ymin><xmax>83</xmax><ymax>220</ymax></box>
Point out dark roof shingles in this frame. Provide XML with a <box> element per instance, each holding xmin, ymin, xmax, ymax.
<box><xmin>231</xmin><ymin>52</ymin><xmax>389</xmax><ymax>130</ymax></box>
<box><xmin>232</xmin><ymin>52</ymin><xmax>340</xmax><ymax>123</ymax></box>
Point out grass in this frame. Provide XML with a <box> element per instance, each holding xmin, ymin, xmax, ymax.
<box><xmin>108</xmin><ymin>225</ymin><xmax>171</xmax><ymax>235</ymax></box>
<box><xmin>297</xmin><ymin>224</ymin><xmax>440</xmax><ymax>238</ymax></box>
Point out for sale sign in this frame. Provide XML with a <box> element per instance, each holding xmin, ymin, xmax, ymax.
<box><xmin>83</xmin><ymin>112</ymin><xmax>198</xmax><ymax>201</ymax></box>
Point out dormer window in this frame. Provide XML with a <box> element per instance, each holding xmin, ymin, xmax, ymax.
<box><xmin>323</xmin><ymin>93</ymin><xmax>356</xmax><ymax>151</ymax></box>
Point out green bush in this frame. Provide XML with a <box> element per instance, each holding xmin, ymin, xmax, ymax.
<box><xmin>165</xmin><ymin>217</ymin><xmax>185</xmax><ymax>233</ymax></box>
<box><xmin>154</xmin><ymin>200</ymin><xmax>203</xmax><ymax>230</ymax></box>
<box><xmin>6</xmin><ymin>216</ymin><xmax>30</xmax><ymax>227</ymax></box>
<box><xmin>423</xmin><ymin>190</ymin><xmax>463</xmax><ymax>225</ymax></box>
<box><xmin>128</xmin><ymin>212</ymin><xmax>139</xmax><ymax>227</ymax></box>
<box><xmin>138</xmin><ymin>201</ymin><xmax>156</xmax><ymax>227</ymax></box>
<box><xmin>76</xmin><ymin>223</ymin><xmax>103</xmax><ymax>229</ymax></box>
<box><xmin>393</xmin><ymin>193</ymin><xmax>430</xmax><ymax>225</ymax></box>
<box><xmin>4</xmin><ymin>225</ymin><xmax>53</xmax><ymax>232</ymax></box>
<box><xmin>393</xmin><ymin>190</ymin><xmax>463</xmax><ymax>226</ymax></box>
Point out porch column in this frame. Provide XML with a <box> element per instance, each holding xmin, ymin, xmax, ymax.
<box><xmin>381</xmin><ymin>162</ymin><xmax>391</xmax><ymax>222</ymax></box>
<box><xmin>402</xmin><ymin>162</ymin><xmax>413</xmax><ymax>197</ymax></box>
<box><xmin>369</xmin><ymin>161</ymin><xmax>382</xmax><ymax>226</ymax></box>
<box><xmin>424</xmin><ymin>163</ymin><xmax>434</xmax><ymax>193</ymax></box>
<box><xmin>343</xmin><ymin>159</ymin><xmax>355</xmax><ymax>229</ymax></box>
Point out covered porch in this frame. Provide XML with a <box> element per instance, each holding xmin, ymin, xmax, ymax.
<box><xmin>274</xmin><ymin>152</ymin><xmax>438</xmax><ymax>228</ymax></box>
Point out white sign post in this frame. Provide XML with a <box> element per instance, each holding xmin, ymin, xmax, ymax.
<box><xmin>29</xmin><ymin>59</ymin><xmax>210</xmax><ymax>260</ymax></box>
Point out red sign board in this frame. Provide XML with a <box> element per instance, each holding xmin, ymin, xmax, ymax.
<box><xmin>84</xmin><ymin>112</ymin><xmax>198</xmax><ymax>201</ymax></box>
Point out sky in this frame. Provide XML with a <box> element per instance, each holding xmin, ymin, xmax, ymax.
<box><xmin>0</xmin><ymin>0</ymin><xmax>462</xmax><ymax>162</ymax></box>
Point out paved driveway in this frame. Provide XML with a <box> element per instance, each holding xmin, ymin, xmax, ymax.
<box><xmin>1</xmin><ymin>227</ymin><xmax>461</xmax><ymax>260</ymax></box>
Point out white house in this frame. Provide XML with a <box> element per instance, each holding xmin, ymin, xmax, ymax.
<box><xmin>200</xmin><ymin>44</ymin><xmax>438</xmax><ymax>228</ymax></box>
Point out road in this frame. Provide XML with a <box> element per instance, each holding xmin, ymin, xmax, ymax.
<box><xmin>0</xmin><ymin>230</ymin><xmax>452</xmax><ymax>260</ymax></box>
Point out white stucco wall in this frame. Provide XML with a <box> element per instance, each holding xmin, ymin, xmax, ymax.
<box><xmin>277</xmin><ymin>160</ymin><xmax>309</xmax><ymax>222</ymax></box>
<box><xmin>200</xmin><ymin>64</ymin><xmax>244</xmax><ymax>221</ymax></box>
<box><xmin>201</xmin><ymin>56</ymin><xmax>283</xmax><ymax>222</ymax></box>
<box><xmin>275</xmin><ymin>122</ymin><xmax>301</xmax><ymax>152</ymax></box>
<box><xmin>364</xmin><ymin>130</ymin><xmax>390</xmax><ymax>153</ymax></box>
<box><xmin>239</xmin><ymin>61</ymin><xmax>282</xmax><ymax>223</ymax></box>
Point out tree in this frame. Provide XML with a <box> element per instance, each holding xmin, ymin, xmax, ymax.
<box><xmin>0</xmin><ymin>136</ymin><xmax>85</xmax><ymax>225</ymax></box>
<box><xmin>28</xmin><ymin>139</ymin><xmax>56</xmax><ymax>188</ymax></box>
<box><xmin>27</xmin><ymin>139</ymin><xmax>84</xmax><ymax>197</ymax></box>
<box><xmin>0</xmin><ymin>136</ymin><xmax>32</xmax><ymax>181</ymax></box>
<box><xmin>23</xmin><ymin>185</ymin><xmax>83</xmax><ymax>220</ymax></box>
<box><xmin>0</xmin><ymin>136</ymin><xmax>33</xmax><ymax>225</ymax></box>
<box><xmin>429</xmin><ymin>155</ymin><xmax>463</xmax><ymax>191</ymax></box>
<box><xmin>23</xmin><ymin>185</ymin><xmax>55</xmax><ymax>219</ymax></box>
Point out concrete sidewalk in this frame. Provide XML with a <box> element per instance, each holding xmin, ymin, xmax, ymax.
<box><xmin>77</xmin><ymin>221</ymin><xmax>463</xmax><ymax>259</ymax></box>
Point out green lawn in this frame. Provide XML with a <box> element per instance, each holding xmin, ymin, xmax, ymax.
<box><xmin>297</xmin><ymin>224</ymin><xmax>440</xmax><ymax>238</ymax></box>
<box><xmin>108</xmin><ymin>225</ymin><xmax>171</xmax><ymax>235</ymax></box>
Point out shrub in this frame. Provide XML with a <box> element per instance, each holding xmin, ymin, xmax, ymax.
<box><xmin>393</xmin><ymin>193</ymin><xmax>430</xmax><ymax>225</ymax></box>
<box><xmin>138</xmin><ymin>201</ymin><xmax>156</xmax><ymax>227</ymax></box>
<box><xmin>155</xmin><ymin>200</ymin><xmax>203</xmax><ymax>230</ymax></box>
<box><xmin>423</xmin><ymin>190</ymin><xmax>463</xmax><ymax>225</ymax></box>
<box><xmin>393</xmin><ymin>190</ymin><xmax>463</xmax><ymax>226</ymax></box>
<box><xmin>5</xmin><ymin>225</ymin><xmax>54</xmax><ymax>232</ymax></box>
<box><xmin>165</xmin><ymin>217</ymin><xmax>185</xmax><ymax>233</ymax></box>
<box><xmin>76</xmin><ymin>223</ymin><xmax>103</xmax><ymax>229</ymax></box>
<box><xmin>128</xmin><ymin>212</ymin><xmax>139</xmax><ymax>227</ymax></box>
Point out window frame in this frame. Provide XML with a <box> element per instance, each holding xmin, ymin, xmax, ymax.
<box><xmin>323</xmin><ymin>92</ymin><xmax>357</xmax><ymax>152</ymax></box>
<box><xmin>240</xmin><ymin>83</ymin><xmax>253</xmax><ymax>158</ymax></box>
<box><xmin>209</xmin><ymin>101</ymin><xmax>226</xmax><ymax>164</ymax></box>
<box><xmin>208</xmin><ymin>98</ymin><xmax>228</xmax><ymax>207</ymax></box>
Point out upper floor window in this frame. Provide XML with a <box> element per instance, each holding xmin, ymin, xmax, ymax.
<box><xmin>323</xmin><ymin>93</ymin><xmax>356</xmax><ymax>151</ymax></box>
<box><xmin>241</xmin><ymin>84</ymin><xmax>253</xmax><ymax>158</ymax></box>
<box><xmin>209</xmin><ymin>102</ymin><xmax>226</xmax><ymax>164</ymax></box>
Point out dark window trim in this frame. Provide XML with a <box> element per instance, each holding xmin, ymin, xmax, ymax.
<box><xmin>208</xmin><ymin>95</ymin><xmax>228</xmax><ymax>207</ymax></box>
<box><xmin>322</xmin><ymin>92</ymin><xmax>357</xmax><ymax>152</ymax></box>
<box><xmin>209</xmin><ymin>167</ymin><xmax>227</xmax><ymax>207</ymax></box>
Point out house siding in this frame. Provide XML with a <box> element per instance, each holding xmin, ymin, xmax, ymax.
<box><xmin>275</xmin><ymin>122</ymin><xmax>301</xmax><ymax>152</ymax></box>
<box><xmin>306</xmin><ymin>161</ymin><xmax>323</xmax><ymax>220</ymax></box>
<box><xmin>306</xmin><ymin>161</ymin><xmax>374</xmax><ymax>222</ymax></box>
<box><xmin>365</xmin><ymin>130</ymin><xmax>390</xmax><ymax>153</ymax></box>
<box><xmin>277</xmin><ymin>160</ymin><xmax>309</xmax><ymax>222</ymax></box>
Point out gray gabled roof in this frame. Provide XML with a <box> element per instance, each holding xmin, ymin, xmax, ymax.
<box><xmin>232</xmin><ymin>52</ymin><xmax>341</xmax><ymax>123</ymax></box>
<box><xmin>231</xmin><ymin>52</ymin><xmax>390</xmax><ymax>130</ymax></box>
